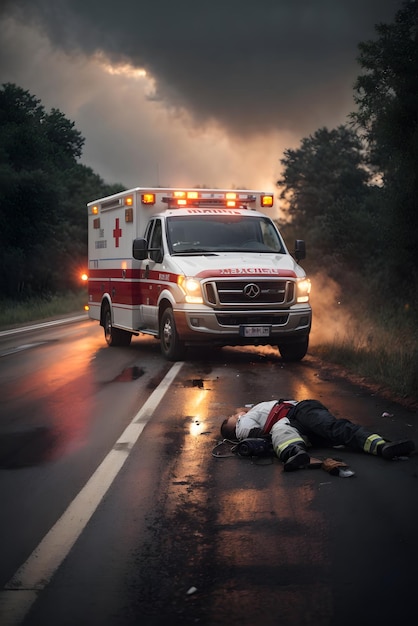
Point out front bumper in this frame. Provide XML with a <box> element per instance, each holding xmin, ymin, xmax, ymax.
<box><xmin>173</xmin><ymin>305</ymin><xmax>311</xmax><ymax>346</ymax></box>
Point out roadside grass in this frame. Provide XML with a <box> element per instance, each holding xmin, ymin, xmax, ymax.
<box><xmin>0</xmin><ymin>291</ymin><xmax>87</xmax><ymax>329</ymax></box>
<box><xmin>310</xmin><ymin>308</ymin><xmax>418</xmax><ymax>404</ymax></box>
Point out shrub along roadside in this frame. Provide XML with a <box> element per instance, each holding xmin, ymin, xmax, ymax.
<box><xmin>311</xmin><ymin>342</ymin><xmax>418</xmax><ymax>405</ymax></box>
<box><xmin>310</xmin><ymin>306</ymin><xmax>418</xmax><ymax>405</ymax></box>
<box><xmin>0</xmin><ymin>291</ymin><xmax>87</xmax><ymax>329</ymax></box>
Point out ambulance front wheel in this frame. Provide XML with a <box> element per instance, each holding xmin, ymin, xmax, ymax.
<box><xmin>103</xmin><ymin>305</ymin><xmax>132</xmax><ymax>347</ymax></box>
<box><xmin>160</xmin><ymin>308</ymin><xmax>186</xmax><ymax>361</ymax></box>
<box><xmin>278</xmin><ymin>335</ymin><xmax>309</xmax><ymax>362</ymax></box>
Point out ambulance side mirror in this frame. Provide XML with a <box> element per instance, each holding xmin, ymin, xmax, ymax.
<box><xmin>133</xmin><ymin>238</ymin><xmax>148</xmax><ymax>260</ymax></box>
<box><xmin>294</xmin><ymin>239</ymin><xmax>306</xmax><ymax>262</ymax></box>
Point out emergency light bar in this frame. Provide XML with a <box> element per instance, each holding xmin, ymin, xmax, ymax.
<box><xmin>161</xmin><ymin>190</ymin><xmax>266</xmax><ymax>209</ymax></box>
<box><xmin>90</xmin><ymin>189</ymin><xmax>274</xmax><ymax>212</ymax></box>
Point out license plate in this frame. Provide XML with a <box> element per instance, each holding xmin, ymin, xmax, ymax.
<box><xmin>240</xmin><ymin>325</ymin><xmax>271</xmax><ymax>338</ymax></box>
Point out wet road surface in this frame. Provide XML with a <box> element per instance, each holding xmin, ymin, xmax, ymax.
<box><xmin>0</xmin><ymin>320</ymin><xmax>417</xmax><ymax>625</ymax></box>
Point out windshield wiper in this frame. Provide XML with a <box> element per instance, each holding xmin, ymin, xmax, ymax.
<box><xmin>172</xmin><ymin>248</ymin><xmax>218</xmax><ymax>256</ymax></box>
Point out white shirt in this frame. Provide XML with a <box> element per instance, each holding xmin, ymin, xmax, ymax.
<box><xmin>235</xmin><ymin>400</ymin><xmax>298</xmax><ymax>439</ymax></box>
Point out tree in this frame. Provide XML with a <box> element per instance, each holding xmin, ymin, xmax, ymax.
<box><xmin>43</xmin><ymin>108</ymin><xmax>84</xmax><ymax>167</ymax></box>
<box><xmin>276</xmin><ymin>126</ymin><xmax>374</xmax><ymax>273</ymax></box>
<box><xmin>0</xmin><ymin>84</ymin><xmax>84</xmax><ymax>171</ymax></box>
<box><xmin>351</xmin><ymin>0</ymin><xmax>418</xmax><ymax>284</ymax></box>
<box><xmin>0</xmin><ymin>83</ymin><xmax>124</xmax><ymax>298</ymax></box>
<box><xmin>55</xmin><ymin>164</ymin><xmax>125</xmax><ymax>291</ymax></box>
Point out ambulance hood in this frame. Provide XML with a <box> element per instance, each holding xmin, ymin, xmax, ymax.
<box><xmin>169</xmin><ymin>252</ymin><xmax>306</xmax><ymax>279</ymax></box>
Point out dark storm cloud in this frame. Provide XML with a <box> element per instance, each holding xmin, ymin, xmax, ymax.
<box><xmin>1</xmin><ymin>0</ymin><xmax>402</xmax><ymax>136</ymax></box>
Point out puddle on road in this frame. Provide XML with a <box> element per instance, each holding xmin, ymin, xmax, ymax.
<box><xmin>0</xmin><ymin>427</ymin><xmax>59</xmax><ymax>469</ymax></box>
<box><xmin>113</xmin><ymin>365</ymin><xmax>145</xmax><ymax>382</ymax></box>
<box><xmin>183</xmin><ymin>379</ymin><xmax>205</xmax><ymax>389</ymax></box>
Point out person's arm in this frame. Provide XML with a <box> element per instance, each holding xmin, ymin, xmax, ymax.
<box><xmin>247</xmin><ymin>427</ymin><xmax>265</xmax><ymax>437</ymax></box>
<box><xmin>236</xmin><ymin>402</ymin><xmax>274</xmax><ymax>439</ymax></box>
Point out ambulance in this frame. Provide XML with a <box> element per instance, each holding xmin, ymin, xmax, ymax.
<box><xmin>87</xmin><ymin>187</ymin><xmax>311</xmax><ymax>361</ymax></box>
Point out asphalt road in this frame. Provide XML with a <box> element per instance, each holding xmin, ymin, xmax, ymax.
<box><xmin>0</xmin><ymin>317</ymin><xmax>417</xmax><ymax>626</ymax></box>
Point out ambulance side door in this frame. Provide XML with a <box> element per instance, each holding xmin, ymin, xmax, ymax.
<box><xmin>141</xmin><ymin>219</ymin><xmax>164</xmax><ymax>330</ymax></box>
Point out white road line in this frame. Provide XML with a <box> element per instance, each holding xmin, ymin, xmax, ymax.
<box><xmin>0</xmin><ymin>315</ymin><xmax>87</xmax><ymax>338</ymax></box>
<box><xmin>0</xmin><ymin>360</ymin><xmax>184</xmax><ymax>626</ymax></box>
<box><xmin>0</xmin><ymin>343</ymin><xmax>48</xmax><ymax>358</ymax></box>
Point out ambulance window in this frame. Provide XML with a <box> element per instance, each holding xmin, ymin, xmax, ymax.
<box><xmin>260</xmin><ymin>220</ymin><xmax>285</xmax><ymax>252</ymax></box>
<box><xmin>144</xmin><ymin>221</ymin><xmax>153</xmax><ymax>243</ymax></box>
<box><xmin>149</xmin><ymin>219</ymin><xmax>163</xmax><ymax>262</ymax></box>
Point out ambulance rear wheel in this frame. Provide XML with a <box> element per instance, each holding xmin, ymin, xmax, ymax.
<box><xmin>160</xmin><ymin>308</ymin><xmax>186</xmax><ymax>361</ymax></box>
<box><xmin>103</xmin><ymin>305</ymin><xmax>132</xmax><ymax>347</ymax></box>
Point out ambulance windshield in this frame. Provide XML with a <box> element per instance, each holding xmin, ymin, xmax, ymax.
<box><xmin>167</xmin><ymin>215</ymin><xmax>285</xmax><ymax>255</ymax></box>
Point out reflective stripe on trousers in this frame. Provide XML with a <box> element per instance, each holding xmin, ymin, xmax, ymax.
<box><xmin>364</xmin><ymin>434</ymin><xmax>385</xmax><ymax>455</ymax></box>
<box><xmin>276</xmin><ymin>436</ymin><xmax>305</xmax><ymax>459</ymax></box>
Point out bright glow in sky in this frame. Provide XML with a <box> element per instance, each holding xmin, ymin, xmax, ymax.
<box><xmin>101</xmin><ymin>61</ymin><xmax>148</xmax><ymax>79</ymax></box>
<box><xmin>0</xmin><ymin>0</ymin><xmax>401</xmax><ymax>217</ymax></box>
<box><xmin>0</xmin><ymin>15</ymin><xmax>285</xmax><ymax>210</ymax></box>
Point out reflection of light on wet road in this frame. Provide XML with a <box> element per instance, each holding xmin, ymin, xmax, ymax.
<box><xmin>188</xmin><ymin>389</ymin><xmax>208</xmax><ymax>437</ymax></box>
<box><xmin>0</xmin><ymin>331</ymin><xmax>102</xmax><ymax>465</ymax></box>
<box><xmin>292</xmin><ymin>381</ymin><xmax>312</xmax><ymax>400</ymax></box>
<box><xmin>217</xmin><ymin>480</ymin><xmax>328</xmax><ymax>565</ymax></box>
<box><xmin>190</xmin><ymin>417</ymin><xmax>205</xmax><ymax>437</ymax></box>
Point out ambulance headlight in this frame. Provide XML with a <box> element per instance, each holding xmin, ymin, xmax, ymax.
<box><xmin>177</xmin><ymin>276</ymin><xmax>203</xmax><ymax>304</ymax></box>
<box><xmin>296</xmin><ymin>278</ymin><xmax>311</xmax><ymax>303</ymax></box>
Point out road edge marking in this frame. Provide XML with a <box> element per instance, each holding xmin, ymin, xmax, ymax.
<box><xmin>0</xmin><ymin>315</ymin><xmax>87</xmax><ymax>338</ymax></box>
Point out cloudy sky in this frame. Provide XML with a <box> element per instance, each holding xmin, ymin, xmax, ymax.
<box><xmin>0</xmin><ymin>0</ymin><xmax>402</xmax><ymax>206</ymax></box>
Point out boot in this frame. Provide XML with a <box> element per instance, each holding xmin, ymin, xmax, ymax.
<box><xmin>378</xmin><ymin>439</ymin><xmax>415</xmax><ymax>460</ymax></box>
<box><xmin>282</xmin><ymin>445</ymin><xmax>310</xmax><ymax>472</ymax></box>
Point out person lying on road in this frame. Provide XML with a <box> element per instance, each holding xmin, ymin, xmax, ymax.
<box><xmin>220</xmin><ymin>399</ymin><xmax>415</xmax><ymax>471</ymax></box>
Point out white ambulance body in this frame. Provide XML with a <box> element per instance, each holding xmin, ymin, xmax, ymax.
<box><xmin>87</xmin><ymin>187</ymin><xmax>311</xmax><ymax>361</ymax></box>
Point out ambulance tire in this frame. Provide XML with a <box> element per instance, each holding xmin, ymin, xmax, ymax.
<box><xmin>278</xmin><ymin>336</ymin><xmax>309</xmax><ymax>362</ymax></box>
<box><xmin>103</xmin><ymin>306</ymin><xmax>132</xmax><ymax>347</ymax></box>
<box><xmin>160</xmin><ymin>308</ymin><xmax>186</xmax><ymax>361</ymax></box>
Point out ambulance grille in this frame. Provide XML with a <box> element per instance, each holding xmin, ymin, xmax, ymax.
<box><xmin>204</xmin><ymin>280</ymin><xmax>294</xmax><ymax>306</ymax></box>
<box><xmin>215</xmin><ymin>313</ymin><xmax>289</xmax><ymax>326</ymax></box>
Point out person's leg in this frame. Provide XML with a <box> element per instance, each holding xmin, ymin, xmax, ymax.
<box><xmin>288</xmin><ymin>400</ymin><xmax>371</xmax><ymax>450</ymax></box>
<box><xmin>270</xmin><ymin>419</ymin><xmax>310</xmax><ymax>471</ymax></box>
<box><xmin>289</xmin><ymin>400</ymin><xmax>415</xmax><ymax>458</ymax></box>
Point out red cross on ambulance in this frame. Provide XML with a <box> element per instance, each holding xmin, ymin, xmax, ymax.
<box><xmin>113</xmin><ymin>218</ymin><xmax>122</xmax><ymax>247</ymax></box>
